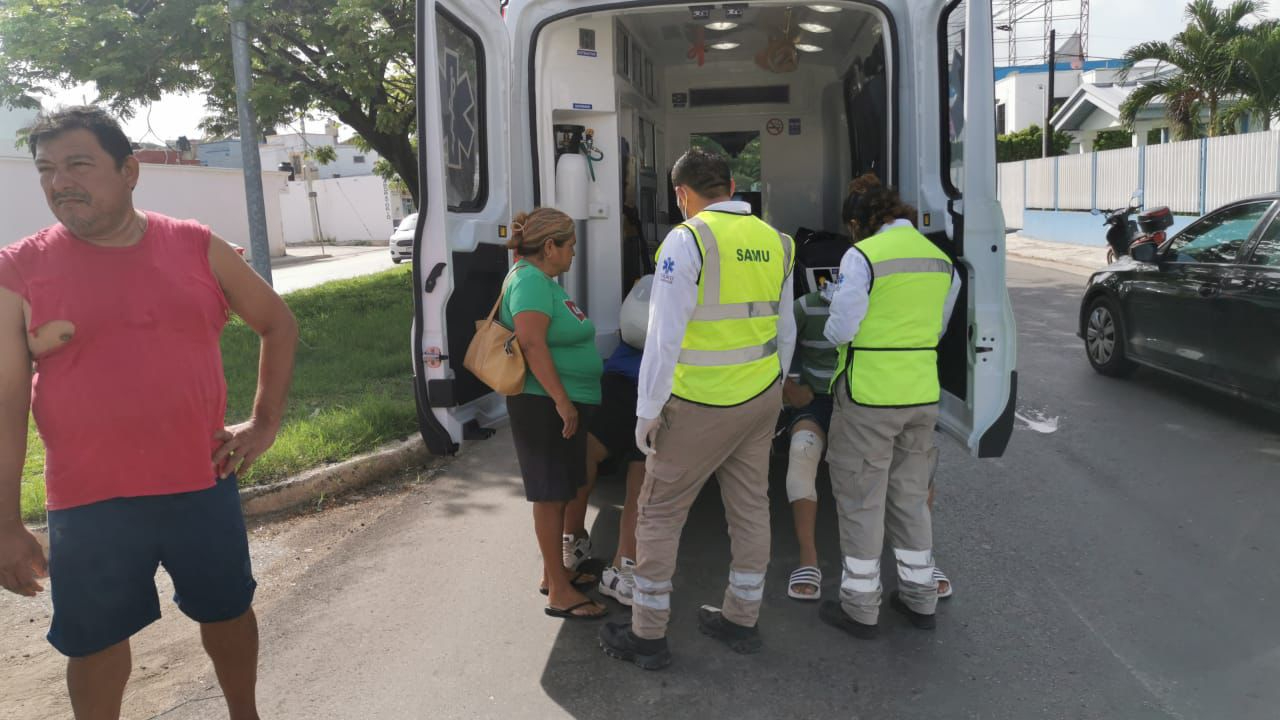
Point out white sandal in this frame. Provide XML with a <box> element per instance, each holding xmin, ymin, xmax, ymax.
<box><xmin>787</xmin><ymin>565</ymin><xmax>822</xmax><ymax>601</ymax></box>
<box><xmin>935</xmin><ymin>567</ymin><xmax>954</xmax><ymax>599</ymax></box>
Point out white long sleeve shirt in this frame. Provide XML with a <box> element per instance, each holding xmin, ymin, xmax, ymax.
<box><xmin>637</xmin><ymin>201</ymin><xmax>797</xmax><ymax>420</ymax></box>
<box><xmin>824</xmin><ymin>219</ymin><xmax>964</xmax><ymax>347</ymax></box>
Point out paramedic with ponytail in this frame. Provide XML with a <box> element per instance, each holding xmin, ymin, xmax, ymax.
<box><xmin>599</xmin><ymin>149</ymin><xmax>796</xmax><ymax>670</ymax></box>
<box><xmin>500</xmin><ymin>208</ymin><xmax>607</xmax><ymax>621</ymax></box>
<box><xmin>819</xmin><ymin>180</ymin><xmax>962</xmax><ymax>639</ymax></box>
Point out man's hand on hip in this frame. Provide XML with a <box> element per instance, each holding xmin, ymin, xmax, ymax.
<box><xmin>635</xmin><ymin>416</ymin><xmax>661</xmax><ymax>457</ymax></box>
<box><xmin>0</xmin><ymin>523</ymin><xmax>48</xmax><ymax>597</ymax></box>
<box><xmin>213</xmin><ymin>418</ymin><xmax>282</xmax><ymax>480</ymax></box>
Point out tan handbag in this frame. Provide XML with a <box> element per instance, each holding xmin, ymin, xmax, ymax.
<box><xmin>464</xmin><ymin>270</ymin><xmax>526</xmax><ymax>396</ymax></box>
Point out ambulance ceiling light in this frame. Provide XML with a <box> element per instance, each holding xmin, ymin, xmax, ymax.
<box><xmin>710</xmin><ymin>41</ymin><xmax>741</xmax><ymax>50</ymax></box>
<box><xmin>796</xmin><ymin>43</ymin><xmax>824</xmax><ymax>53</ymax></box>
<box><xmin>798</xmin><ymin>22</ymin><xmax>832</xmax><ymax>33</ymax></box>
<box><xmin>810</xmin><ymin>4</ymin><xmax>843</xmax><ymax>12</ymax></box>
<box><xmin>707</xmin><ymin>21</ymin><xmax>739</xmax><ymax>30</ymax></box>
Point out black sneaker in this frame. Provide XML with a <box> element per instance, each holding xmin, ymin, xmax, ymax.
<box><xmin>890</xmin><ymin>592</ymin><xmax>937</xmax><ymax>630</ymax></box>
<box><xmin>819</xmin><ymin>600</ymin><xmax>879</xmax><ymax>640</ymax></box>
<box><xmin>598</xmin><ymin>622</ymin><xmax>672</xmax><ymax>670</ymax></box>
<box><xmin>696</xmin><ymin>605</ymin><xmax>763</xmax><ymax>654</ymax></box>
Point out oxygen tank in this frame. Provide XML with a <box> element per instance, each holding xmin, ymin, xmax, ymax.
<box><xmin>556</xmin><ymin>152</ymin><xmax>590</xmax><ymax>312</ymax></box>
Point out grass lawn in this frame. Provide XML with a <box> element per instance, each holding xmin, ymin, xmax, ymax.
<box><xmin>20</xmin><ymin>267</ymin><xmax>420</xmax><ymax>523</ymax></box>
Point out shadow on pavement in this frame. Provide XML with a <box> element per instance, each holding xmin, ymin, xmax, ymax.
<box><xmin>538</xmin><ymin>455</ymin><xmax>966</xmax><ymax>720</ymax></box>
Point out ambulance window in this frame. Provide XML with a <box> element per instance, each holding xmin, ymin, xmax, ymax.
<box><xmin>436</xmin><ymin>7</ymin><xmax>487</xmax><ymax>212</ymax></box>
<box><xmin>942</xmin><ymin>0</ymin><xmax>966</xmax><ymax>195</ymax></box>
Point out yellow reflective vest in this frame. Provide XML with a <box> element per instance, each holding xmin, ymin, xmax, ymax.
<box><xmin>833</xmin><ymin>225</ymin><xmax>954</xmax><ymax>407</ymax></box>
<box><xmin>667</xmin><ymin>210</ymin><xmax>796</xmax><ymax>406</ymax></box>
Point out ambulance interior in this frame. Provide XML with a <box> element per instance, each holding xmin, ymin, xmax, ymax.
<box><xmin>527</xmin><ymin>3</ymin><xmax>966</xmax><ymax>400</ymax></box>
<box><xmin>534</xmin><ymin>4</ymin><xmax>888</xmax><ymax>321</ymax></box>
<box><xmin>425</xmin><ymin>1</ymin><xmax>1010</xmax><ymax>458</ymax></box>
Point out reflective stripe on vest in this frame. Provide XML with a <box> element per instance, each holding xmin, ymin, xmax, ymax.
<box><xmin>835</xmin><ymin>226</ymin><xmax>953</xmax><ymax>407</ymax></box>
<box><xmin>668</xmin><ymin>212</ymin><xmax>795</xmax><ymax>406</ymax></box>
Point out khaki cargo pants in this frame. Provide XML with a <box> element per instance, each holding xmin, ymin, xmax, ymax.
<box><xmin>826</xmin><ymin>380</ymin><xmax>940</xmax><ymax>625</ymax></box>
<box><xmin>631</xmin><ymin>381</ymin><xmax>782</xmax><ymax>640</ymax></box>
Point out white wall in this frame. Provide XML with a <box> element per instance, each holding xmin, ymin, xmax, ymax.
<box><xmin>996</xmin><ymin>70</ymin><xmax>1084</xmax><ymax>134</ymax></box>
<box><xmin>279</xmin><ymin>175</ymin><xmax>404</xmax><ymax>245</ymax></box>
<box><xmin>0</xmin><ymin>157</ymin><xmax>288</xmax><ymax>256</ymax></box>
<box><xmin>258</xmin><ymin>133</ymin><xmax>381</xmax><ymax>179</ymax></box>
<box><xmin>663</xmin><ymin>60</ymin><xmax>839</xmax><ymax>236</ymax></box>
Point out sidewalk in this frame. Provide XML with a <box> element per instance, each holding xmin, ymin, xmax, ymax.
<box><xmin>270</xmin><ymin>243</ymin><xmax>387</xmax><ymax>270</ymax></box>
<box><xmin>1005</xmin><ymin>234</ymin><xmax>1108</xmax><ymax>277</ymax></box>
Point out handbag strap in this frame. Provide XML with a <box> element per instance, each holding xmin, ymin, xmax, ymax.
<box><xmin>485</xmin><ymin>262</ymin><xmax>524</xmax><ymax>323</ymax></box>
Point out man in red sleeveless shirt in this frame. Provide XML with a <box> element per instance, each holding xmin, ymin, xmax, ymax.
<box><xmin>0</xmin><ymin>106</ymin><xmax>297</xmax><ymax>719</ymax></box>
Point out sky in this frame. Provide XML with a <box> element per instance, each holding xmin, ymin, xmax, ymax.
<box><xmin>43</xmin><ymin>0</ymin><xmax>1280</xmax><ymax>144</ymax></box>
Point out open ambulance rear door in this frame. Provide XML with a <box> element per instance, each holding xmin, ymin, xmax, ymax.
<box><xmin>932</xmin><ymin>0</ymin><xmax>1018</xmax><ymax>457</ymax></box>
<box><xmin>412</xmin><ymin>0</ymin><xmax>512</xmax><ymax>455</ymax></box>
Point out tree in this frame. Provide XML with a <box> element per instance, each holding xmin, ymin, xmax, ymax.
<box><xmin>1119</xmin><ymin>0</ymin><xmax>1261</xmax><ymax>139</ymax></box>
<box><xmin>996</xmin><ymin>124</ymin><xmax>1072</xmax><ymax>162</ymax></box>
<box><xmin>308</xmin><ymin>144</ymin><xmax>338</xmax><ymax>166</ymax></box>
<box><xmin>1092</xmin><ymin>129</ymin><xmax>1133</xmax><ymax>152</ymax></box>
<box><xmin>0</xmin><ymin>0</ymin><xmax>420</xmax><ymax>204</ymax></box>
<box><xmin>1224</xmin><ymin>19</ymin><xmax>1280</xmax><ymax>131</ymax></box>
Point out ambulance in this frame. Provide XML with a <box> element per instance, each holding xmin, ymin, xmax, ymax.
<box><xmin>409</xmin><ymin>0</ymin><xmax>1017</xmax><ymax>459</ymax></box>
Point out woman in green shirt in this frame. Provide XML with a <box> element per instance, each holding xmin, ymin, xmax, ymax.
<box><xmin>500</xmin><ymin>208</ymin><xmax>607</xmax><ymax>620</ymax></box>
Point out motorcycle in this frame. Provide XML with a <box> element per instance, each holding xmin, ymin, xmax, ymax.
<box><xmin>1092</xmin><ymin>190</ymin><xmax>1174</xmax><ymax>264</ymax></box>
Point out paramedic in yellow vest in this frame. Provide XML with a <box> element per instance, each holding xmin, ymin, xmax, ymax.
<box><xmin>598</xmin><ymin>149</ymin><xmax>796</xmax><ymax>670</ymax></box>
<box><xmin>819</xmin><ymin>182</ymin><xmax>961</xmax><ymax>640</ymax></box>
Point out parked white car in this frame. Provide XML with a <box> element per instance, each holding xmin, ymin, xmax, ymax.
<box><xmin>390</xmin><ymin>213</ymin><xmax>417</xmax><ymax>264</ymax></box>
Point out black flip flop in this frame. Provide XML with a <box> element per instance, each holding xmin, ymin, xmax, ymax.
<box><xmin>539</xmin><ymin>570</ymin><xmax>598</xmax><ymax>596</ymax></box>
<box><xmin>545</xmin><ymin>599</ymin><xmax>608</xmax><ymax>620</ymax></box>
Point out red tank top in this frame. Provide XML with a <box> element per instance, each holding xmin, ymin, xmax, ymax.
<box><xmin>0</xmin><ymin>212</ymin><xmax>230</xmax><ymax>510</ymax></box>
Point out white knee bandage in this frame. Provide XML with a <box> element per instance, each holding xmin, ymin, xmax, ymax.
<box><xmin>786</xmin><ymin>430</ymin><xmax>823</xmax><ymax>503</ymax></box>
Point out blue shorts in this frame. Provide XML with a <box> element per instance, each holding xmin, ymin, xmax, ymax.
<box><xmin>46</xmin><ymin>476</ymin><xmax>257</xmax><ymax>657</ymax></box>
<box><xmin>787</xmin><ymin>392</ymin><xmax>835</xmax><ymax>434</ymax></box>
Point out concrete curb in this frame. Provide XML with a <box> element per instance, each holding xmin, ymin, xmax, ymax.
<box><xmin>25</xmin><ymin>435</ymin><xmax>436</xmax><ymax>537</ymax></box>
<box><xmin>238</xmin><ymin>435</ymin><xmax>434</xmax><ymax>518</ymax></box>
<box><xmin>1006</xmin><ymin>235</ymin><xmax>1108</xmax><ymax>278</ymax></box>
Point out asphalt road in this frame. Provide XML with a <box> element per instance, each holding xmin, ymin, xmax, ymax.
<box><xmin>129</xmin><ymin>261</ymin><xmax>1280</xmax><ymax>718</ymax></box>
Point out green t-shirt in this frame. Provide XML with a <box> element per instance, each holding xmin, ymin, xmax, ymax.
<box><xmin>499</xmin><ymin>260</ymin><xmax>603</xmax><ymax>405</ymax></box>
<box><xmin>792</xmin><ymin>291</ymin><xmax>837</xmax><ymax>395</ymax></box>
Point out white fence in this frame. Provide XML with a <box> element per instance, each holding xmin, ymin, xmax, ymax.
<box><xmin>998</xmin><ymin>162</ymin><xmax>1024</xmax><ymax>228</ymax></box>
<box><xmin>999</xmin><ymin>130</ymin><xmax>1280</xmax><ymax>228</ymax></box>
<box><xmin>1095</xmin><ymin>146</ymin><xmax>1141</xmax><ymax>210</ymax></box>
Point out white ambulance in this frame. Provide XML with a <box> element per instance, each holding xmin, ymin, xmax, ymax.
<box><xmin>410</xmin><ymin>0</ymin><xmax>1017</xmax><ymax>459</ymax></box>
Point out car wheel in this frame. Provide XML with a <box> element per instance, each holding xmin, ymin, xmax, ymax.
<box><xmin>1084</xmin><ymin>297</ymin><xmax>1137</xmax><ymax>378</ymax></box>
<box><xmin>392</xmin><ymin>257</ymin><xmax>403</xmax><ymax>264</ymax></box>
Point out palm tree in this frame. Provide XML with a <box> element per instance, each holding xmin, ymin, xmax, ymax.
<box><xmin>1223</xmin><ymin>19</ymin><xmax>1280</xmax><ymax>131</ymax></box>
<box><xmin>1119</xmin><ymin>0</ymin><xmax>1263</xmax><ymax>139</ymax></box>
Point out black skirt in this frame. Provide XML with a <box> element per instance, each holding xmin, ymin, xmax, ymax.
<box><xmin>507</xmin><ymin>393</ymin><xmax>597</xmax><ymax>502</ymax></box>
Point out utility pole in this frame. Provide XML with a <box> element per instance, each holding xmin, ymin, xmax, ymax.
<box><xmin>299</xmin><ymin>116</ymin><xmax>326</xmax><ymax>256</ymax></box>
<box><xmin>229</xmin><ymin>0</ymin><xmax>273</xmax><ymax>285</ymax></box>
<box><xmin>1043</xmin><ymin>28</ymin><xmax>1056</xmax><ymax>159</ymax></box>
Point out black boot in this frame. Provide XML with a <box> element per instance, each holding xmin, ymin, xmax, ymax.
<box><xmin>819</xmin><ymin>600</ymin><xmax>879</xmax><ymax>640</ymax></box>
<box><xmin>599</xmin><ymin>622</ymin><xmax>672</xmax><ymax>670</ymax></box>
<box><xmin>890</xmin><ymin>591</ymin><xmax>936</xmax><ymax>630</ymax></box>
<box><xmin>696</xmin><ymin>605</ymin><xmax>763</xmax><ymax>654</ymax></box>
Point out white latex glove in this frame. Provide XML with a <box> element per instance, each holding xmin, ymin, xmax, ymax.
<box><xmin>635</xmin><ymin>416</ymin><xmax>660</xmax><ymax>456</ymax></box>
